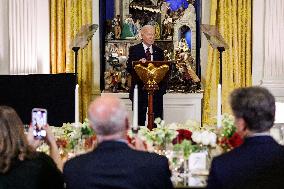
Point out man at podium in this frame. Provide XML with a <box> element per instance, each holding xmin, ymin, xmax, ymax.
<box><xmin>127</xmin><ymin>25</ymin><xmax>166</xmax><ymax>126</ymax></box>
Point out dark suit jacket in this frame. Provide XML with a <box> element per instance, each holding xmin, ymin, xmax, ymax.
<box><xmin>63</xmin><ymin>141</ymin><xmax>173</xmax><ymax>189</ymax></box>
<box><xmin>206</xmin><ymin>136</ymin><xmax>284</xmax><ymax>189</ymax></box>
<box><xmin>126</xmin><ymin>43</ymin><xmax>165</xmax><ymax>101</ymax></box>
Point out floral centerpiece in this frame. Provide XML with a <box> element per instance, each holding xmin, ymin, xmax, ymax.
<box><xmin>129</xmin><ymin>114</ymin><xmax>242</xmax><ymax>160</ymax></box>
<box><xmin>37</xmin><ymin>119</ymin><xmax>96</xmax><ymax>158</ymax></box>
<box><xmin>134</xmin><ymin>118</ymin><xmax>178</xmax><ymax>150</ymax></box>
<box><xmin>128</xmin><ymin>118</ymin><xmax>215</xmax><ymax>161</ymax></box>
<box><xmin>217</xmin><ymin>114</ymin><xmax>243</xmax><ymax>151</ymax></box>
<box><xmin>55</xmin><ymin>119</ymin><xmax>96</xmax><ymax>151</ymax></box>
<box><xmin>37</xmin><ymin>114</ymin><xmax>242</xmax><ymax>164</ymax></box>
<box><xmin>128</xmin><ymin>114</ymin><xmax>243</xmax><ymax>186</ymax></box>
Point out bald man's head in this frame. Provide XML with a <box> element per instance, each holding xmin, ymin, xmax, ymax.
<box><xmin>88</xmin><ymin>95</ymin><xmax>128</xmax><ymax>136</ymax></box>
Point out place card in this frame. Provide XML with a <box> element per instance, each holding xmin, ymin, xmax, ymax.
<box><xmin>188</xmin><ymin>175</ymin><xmax>207</xmax><ymax>187</ymax></box>
<box><xmin>188</xmin><ymin>152</ymin><xmax>207</xmax><ymax>171</ymax></box>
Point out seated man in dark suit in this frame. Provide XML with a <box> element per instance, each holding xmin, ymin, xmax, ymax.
<box><xmin>63</xmin><ymin>95</ymin><xmax>173</xmax><ymax>189</ymax></box>
<box><xmin>127</xmin><ymin>25</ymin><xmax>166</xmax><ymax>126</ymax></box>
<box><xmin>207</xmin><ymin>86</ymin><xmax>284</xmax><ymax>189</ymax></box>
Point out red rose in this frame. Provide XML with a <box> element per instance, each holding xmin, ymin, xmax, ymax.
<box><xmin>218</xmin><ymin>132</ymin><xmax>243</xmax><ymax>151</ymax></box>
<box><xmin>56</xmin><ymin>138</ymin><xmax>68</xmax><ymax>148</ymax></box>
<box><xmin>228</xmin><ymin>132</ymin><xmax>243</xmax><ymax>148</ymax></box>
<box><xmin>84</xmin><ymin>135</ymin><xmax>97</xmax><ymax>149</ymax></box>
<box><xmin>173</xmin><ymin>129</ymin><xmax>192</xmax><ymax>144</ymax></box>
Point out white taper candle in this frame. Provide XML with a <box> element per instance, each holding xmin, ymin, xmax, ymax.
<box><xmin>75</xmin><ymin>84</ymin><xmax>79</xmax><ymax>124</ymax></box>
<box><xmin>133</xmin><ymin>85</ymin><xmax>138</xmax><ymax>130</ymax></box>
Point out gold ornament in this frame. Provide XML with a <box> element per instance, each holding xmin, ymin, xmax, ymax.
<box><xmin>134</xmin><ymin>63</ymin><xmax>169</xmax><ymax>86</ymax></box>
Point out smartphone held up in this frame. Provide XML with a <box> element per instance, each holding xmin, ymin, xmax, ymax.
<box><xmin>32</xmin><ymin>108</ymin><xmax>47</xmax><ymax>139</ymax></box>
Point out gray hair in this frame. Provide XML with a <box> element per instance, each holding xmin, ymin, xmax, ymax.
<box><xmin>88</xmin><ymin>96</ymin><xmax>128</xmax><ymax>136</ymax></box>
<box><xmin>140</xmin><ymin>25</ymin><xmax>154</xmax><ymax>34</ymax></box>
<box><xmin>230</xmin><ymin>86</ymin><xmax>275</xmax><ymax>132</ymax></box>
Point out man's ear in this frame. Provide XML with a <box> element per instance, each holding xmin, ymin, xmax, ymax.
<box><xmin>125</xmin><ymin>118</ymin><xmax>130</xmax><ymax>131</ymax></box>
<box><xmin>236</xmin><ymin>118</ymin><xmax>247</xmax><ymax>137</ymax></box>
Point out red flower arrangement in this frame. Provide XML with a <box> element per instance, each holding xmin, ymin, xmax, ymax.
<box><xmin>56</xmin><ymin>138</ymin><xmax>68</xmax><ymax>148</ymax></box>
<box><xmin>228</xmin><ymin>132</ymin><xmax>243</xmax><ymax>148</ymax></box>
<box><xmin>84</xmin><ymin>135</ymin><xmax>97</xmax><ymax>149</ymax></box>
<box><xmin>172</xmin><ymin>129</ymin><xmax>192</xmax><ymax>144</ymax></box>
<box><xmin>219</xmin><ymin>132</ymin><xmax>243</xmax><ymax>150</ymax></box>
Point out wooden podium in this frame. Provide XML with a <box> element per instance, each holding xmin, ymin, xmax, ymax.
<box><xmin>132</xmin><ymin>61</ymin><xmax>172</xmax><ymax>130</ymax></box>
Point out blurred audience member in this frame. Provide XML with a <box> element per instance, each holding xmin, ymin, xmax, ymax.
<box><xmin>64</xmin><ymin>95</ymin><xmax>173</xmax><ymax>189</ymax></box>
<box><xmin>207</xmin><ymin>87</ymin><xmax>284</xmax><ymax>189</ymax></box>
<box><xmin>0</xmin><ymin>106</ymin><xmax>64</xmax><ymax>189</ymax></box>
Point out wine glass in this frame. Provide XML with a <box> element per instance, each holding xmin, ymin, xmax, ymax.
<box><xmin>166</xmin><ymin>150</ymin><xmax>184</xmax><ymax>186</ymax></box>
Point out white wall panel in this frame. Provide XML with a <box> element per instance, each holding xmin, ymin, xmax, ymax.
<box><xmin>253</xmin><ymin>0</ymin><xmax>284</xmax><ymax>102</ymax></box>
<box><xmin>0</xmin><ymin>0</ymin><xmax>10</xmax><ymax>74</ymax></box>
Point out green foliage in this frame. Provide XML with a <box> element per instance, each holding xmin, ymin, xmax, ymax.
<box><xmin>220</xmin><ymin>114</ymin><xmax>236</xmax><ymax>138</ymax></box>
<box><xmin>81</xmin><ymin>119</ymin><xmax>94</xmax><ymax>136</ymax></box>
<box><xmin>173</xmin><ymin>140</ymin><xmax>198</xmax><ymax>159</ymax></box>
<box><xmin>50</xmin><ymin>119</ymin><xmax>95</xmax><ymax>151</ymax></box>
<box><xmin>138</xmin><ymin>118</ymin><xmax>178</xmax><ymax>148</ymax></box>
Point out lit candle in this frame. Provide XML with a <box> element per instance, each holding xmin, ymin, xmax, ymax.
<box><xmin>75</xmin><ymin>84</ymin><xmax>79</xmax><ymax>125</ymax></box>
<box><xmin>217</xmin><ymin>84</ymin><xmax>222</xmax><ymax>128</ymax></box>
<box><xmin>132</xmin><ymin>85</ymin><xmax>138</xmax><ymax>130</ymax></box>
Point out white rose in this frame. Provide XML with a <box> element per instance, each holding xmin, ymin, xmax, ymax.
<box><xmin>209</xmin><ymin>132</ymin><xmax>217</xmax><ymax>147</ymax></box>
<box><xmin>191</xmin><ymin>132</ymin><xmax>196</xmax><ymax>141</ymax></box>
<box><xmin>160</xmin><ymin>120</ymin><xmax>165</xmax><ymax>127</ymax></box>
<box><xmin>168</xmin><ymin>123</ymin><xmax>178</xmax><ymax>130</ymax></box>
<box><xmin>201</xmin><ymin>131</ymin><xmax>210</xmax><ymax>145</ymax></box>
<box><xmin>154</xmin><ymin>118</ymin><xmax>161</xmax><ymax>125</ymax></box>
<box><xmin>192</xmin><ymin>132</ymin><xmax>202</xmax><ymax>143</ymax></box>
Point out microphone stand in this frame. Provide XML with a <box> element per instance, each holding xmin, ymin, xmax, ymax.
<box><xmin>72</xmin><ymin>47</ymin><xmax>80</xmax><ymax>84</ymax></box>
<box><xmin>72</xmin><ymin>47</ymin><xmax>80</xmax><ymax>125</ymax></box>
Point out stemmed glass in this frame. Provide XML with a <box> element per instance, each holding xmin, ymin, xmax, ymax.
<box><xmin>166</xmin><ymin>150</ymin><xmax>185</xmax><ymax>186</ymax></box>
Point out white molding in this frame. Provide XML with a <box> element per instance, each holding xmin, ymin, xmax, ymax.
<box><xmin>253</xmin><ymin>0</ymin><xmax>284</xmax><ymax>101</ymax></box>
<box><xmin>263</xmin><ymin>0</ymin><xmax>284</xmax><ymax>81</ymax></box>
<box><xmin>102</xmin><ymin>92</ymin><xmax>129</xmax><ymax>99</ymax></box>
<box><xmin>164</xmin><ymin>93</ymin><xmax>203</xmax><ymax>123</ymax></box>
<box><xmin>92</xmin><ymin>0</ymin><xmax>100</xmax><ymax>92</ymax></box>
<box><xmin>252</xmin><ymin>0</ymin><xmax>265</xmax><ymax>85</ymax></box>
<box><xmin>200</xmin><ymin>0</ymin><xmax>211</xmax><ymax>82</ymax></box>
<box><xmin>260</xmin><ymin>80</ymin><xmax>284</xmax><ymax>102</ymax></box>
<box><xmin>0</xmin><ymin>0</ymin><xmax>10</xmax><ymax>74</ymax></box>
<box><xmin>102</xmin><ymin>92</ymin><xmax>203</xmax><ymax>124</ymax></box>
<box><xmin>36</xmin><ymin>0</ymin><xmax>50</xmax><ymax>74</ymax></box>
<box><xmin>261</xmin><ymin>80</ymin><xmax>284</xmax><ymax>86</ymax></box>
